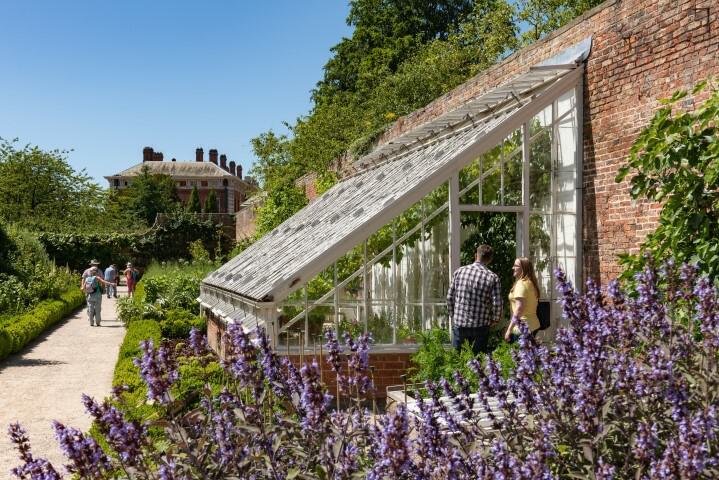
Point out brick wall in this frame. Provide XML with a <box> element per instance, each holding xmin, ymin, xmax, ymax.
<box><xmin>374</xmin><ymin>0</ymin><xmax>719</xmax><ymax>284</ymax></box>
<box><xmin>284</xmin><ymin>352</ymin><xmax>416</xmax><ymax>400</ymax></box>
<box><xmin>206</xmin><ymin>316</ymin><xmax>415</xmax><ymax>398</ymax></box>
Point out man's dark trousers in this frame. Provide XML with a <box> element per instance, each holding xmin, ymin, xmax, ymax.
<box><xmin>452</xmin><ymin>326</ymin><xmax>490</xmax><ymax>356</ymax></box>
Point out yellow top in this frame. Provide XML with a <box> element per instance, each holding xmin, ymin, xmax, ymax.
<box><xmin>509</xmin><ymin>278</ymin><xmax>540</xmax><ymax>332</ymax></box>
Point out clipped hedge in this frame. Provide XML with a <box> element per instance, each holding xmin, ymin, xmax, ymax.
<box><xmin>0</xmin><ymin>289</ymin><xmax>85</xmax><ymax>360</ymax></box>
<box><xmin>112</xmin><ymin>319</ymin><xmax>162</xmax><ymax>421</ymax></box>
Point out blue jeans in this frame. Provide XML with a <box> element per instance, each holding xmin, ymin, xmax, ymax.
<box><xmin>452</xmin><ymin>326</ymin><xmax>490</xmax><ymax>356</ymax></box>
<box><xmin>106</xmin><ymin>282</ymin><xmax>116</xmax><ymax>298</ymax></box>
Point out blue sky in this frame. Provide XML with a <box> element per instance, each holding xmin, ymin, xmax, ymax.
<box><xmin>0</xmin><ymin>1</ymin><xmax>352</xmax><ymax>186</ymax></box>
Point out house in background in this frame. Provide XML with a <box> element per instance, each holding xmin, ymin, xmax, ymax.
<box><xmin>105</xmin><ymin>147</ymin><xmax>257</xmax><ymax>214</ymax></box>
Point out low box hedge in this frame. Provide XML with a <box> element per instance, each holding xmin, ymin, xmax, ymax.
<box><xmin>111</xmin><ymin>319</ymin><xmax>162</xmax><ymax>422</ymax></box>
<box><xmin>0</xmin><ymin>289</ymin><xmax>85</xmax><ymax>360</ymax></box>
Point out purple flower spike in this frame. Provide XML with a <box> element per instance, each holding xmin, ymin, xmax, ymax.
<box><xmin>8</xmin><ymin>423</ymin><xmax>62</xmax><ymax>480</ymax></box>
<box><xmin>81</xmin><ymin>394</ymin><xmax>146</xmax><ymax>466</ymax></box>
<box><xmin>53</xmin><ymin>421</ymin><xmax>111</xmax><ymax>477</ymax></box>
<box><xmin>134</xmin><ymin>339</ymin><xmax>178</xmax><ymax>405</ymax></box>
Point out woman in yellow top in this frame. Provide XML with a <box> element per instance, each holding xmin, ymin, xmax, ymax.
<box><xmin>504</xmin><ymin>257</ymin><xmax>541</xmax><ymax>342</ymax></box>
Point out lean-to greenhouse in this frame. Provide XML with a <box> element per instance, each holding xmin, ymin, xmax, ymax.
<box><xmin>200</xmin><ymin>39</ymin><xmax>590</xmax><ymax>357</ymax></box>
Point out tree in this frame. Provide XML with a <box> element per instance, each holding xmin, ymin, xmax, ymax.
<box><xmin>123</xmin><ymin>165</ymin><xmax>180</xmax><ymax>226</ymax></box>
<box><xmin>0</xmin><ymin>139</ymin><xmax>105</xmax><ymax>231</ymax></box>
<box><xmin>203</xmin><ymin>190</ymin><xmax>219</xmax><ymax>214</ymax></box>
<box><xmin>616</xmin><ymin>81</ymin><xmax>719</xmax><ymax>279</ymax></box>
<box><xmin>517</xmin><ymin>0</ymin><xmax>604</xmax><ymax>45</ymax></box>
<box><xmin>186</xmin><ymin>186</ymin><xmax>202</xmax><ymax>213</ymax></box>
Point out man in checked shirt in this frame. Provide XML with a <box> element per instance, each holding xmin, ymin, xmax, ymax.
<box><xmin>446</xmin><ymin>244</ymin><xmax>502</xmax><ymax>355</ymax></box>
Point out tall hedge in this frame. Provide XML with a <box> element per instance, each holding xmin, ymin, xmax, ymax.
<box><xmin>38</xmin><ymin>213</ymin><xmax>233</xmax><ymax>271</ymax></box>
<box><xmin>0</xmin><ymin>288</ymin><xmax>85</xmax><ymax>360</ymax></box>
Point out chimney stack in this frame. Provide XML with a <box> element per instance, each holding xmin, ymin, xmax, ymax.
<box><xmin>152</xmin><ymin>152</ymin><xmax>163</xmax><ymax>162</ymax></box>
<box><xmin>209</xmin><ymin>149</ymin><xmax>218</xmax><ymax>165</ymax></box>
<box><xmin>237</xmin><ymin>165</ymin><xmax>243</xmax><ymax>179</ymax></box>
<box><xmin>195</xmin><ymin>148</ymin><xmax>204</xmax><ymax>162</ymax></box>
<box><xmin>229</xmin><ymin>160</ymin><xmax>236</xmax><ymax>175</ymax></box>
<box><xmin>143</xmin><ymin>146</ymin><xmax>153</xmax><ymax>162</ymax></box>
<box><xmin>220</xmin><ymin>154</ymin><xmax>228</xmax><ymax>170</ymax></box>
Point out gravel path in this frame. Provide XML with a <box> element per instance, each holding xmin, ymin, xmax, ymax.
<box><xmin>0</xmin><ymin>287</ymin><xmax>127</xmax><ymax>477</ymax></box>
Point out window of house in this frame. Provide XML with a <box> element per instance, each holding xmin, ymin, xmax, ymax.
<box><xmin>179</xmin><ymin>180</ymin><xmax>187</xmax><ymax>187</ymax></box>
<box><xmin>201</xmin><ymin>181</ymin><xmax>208</xmax><ymax>187</ymax></box>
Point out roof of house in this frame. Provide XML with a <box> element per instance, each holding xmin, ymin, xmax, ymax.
<box><xmin>107</xmin><ymin>161</ymin><xmax>243</xmax><ymax>180</ymax></box>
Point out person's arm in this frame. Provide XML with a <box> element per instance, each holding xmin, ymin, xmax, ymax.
<box><xmin>504</xmin><ymin>298</ymin><xmax>525</xmax><ymax>341</ymax></box>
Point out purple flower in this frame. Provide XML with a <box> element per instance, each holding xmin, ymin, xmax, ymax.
<box><xmin>134</xmin><ymin>339</ymin><xmax>178</xmax><ymax>404</ymax></box>
<box><xmin>8</xmin><ymin>423</ymin><xmax>62</xmax><ymax>480</ymax></box>
<box><xmin>53</xmin><ymin>421</ymin><xmax>111</xmax><ymax>477</ymax></box>
<box><xmin>299</xmin><ymin>360</ymin><xmax>330</xmax><ymax>432</ymax></box>
<box><xmin>81</xmin><ymin>394</ymin><xmax>145</xmax><ymax>466</ymax></box>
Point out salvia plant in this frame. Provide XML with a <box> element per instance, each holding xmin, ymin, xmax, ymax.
<box><xmin>8</xmin><ymin>259</ymin><xmax>719</xmax><ymax>478</ymax></box>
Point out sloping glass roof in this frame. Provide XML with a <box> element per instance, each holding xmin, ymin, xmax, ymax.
<box><xmin>202</xmin><ymin>39</ymin><xmax>590</xmax><ymax>308</ymax></box>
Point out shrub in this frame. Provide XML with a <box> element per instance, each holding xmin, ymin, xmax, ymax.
<box><xmin>616</xmin><ymin>80</ymin><xmax>719</xmax><ymax>280</ymax></box>
<box><xmin>159</xmin><ymin>309</ymin><xmax>206</xmax><ymax>339</ymax></box>
<box><xmin>410</xmin><ymin>327</ymin><xmax>516</xmax><ymax>387</ymax></box>
<box><xmin>0</xmin><ymin>288</ymin><xmax>84</xmax><ymax>360</ymax></box>
<box><xmin>111</xmin><ymin>319</ymin><xmax>163</xmax><ymax>423</ymax></box>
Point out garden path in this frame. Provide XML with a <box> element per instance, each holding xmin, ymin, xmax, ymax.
<box><xmin>0</xmin><ymin>286</ymin><xmax>127</xmax><ymax>477</ymax></box>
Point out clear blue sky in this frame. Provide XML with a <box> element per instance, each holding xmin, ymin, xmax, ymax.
<box><xmin>0</xmin><ymin>1</ymin><xmax>352</xmax><ymax>187</ymax></box>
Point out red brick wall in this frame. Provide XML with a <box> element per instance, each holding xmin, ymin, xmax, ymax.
<box><xmin>375</xmin><ymin>0</ymin><xmax>719</xmax><ymax>284</ymax></box>
<box><xmin>284</xmin><ymin>352</ymin><xmax>416</xmax><ymax>399</ymax></box>
<box><xmin>207</xmin><ymin>317</ymin><xmax>415</xmax><ymax>398</ymax></box>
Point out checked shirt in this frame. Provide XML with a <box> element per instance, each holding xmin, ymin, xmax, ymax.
<box><xmin>447</xmin><ymin>262</ymin><xmax>502</xmax><ymax>328</ymax></box>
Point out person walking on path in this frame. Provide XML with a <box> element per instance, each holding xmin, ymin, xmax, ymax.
<box><xmin>81</xmin><ymin>259</ymin><xmax>101</xmax><ymax>280</ymax></box>
<box><xmin>81</xmin><ymin>266</ymin><xmax>114</xmax><ymax>327</ymax></box>
<box><xmin>104</xmin><ymin>263</ymin><xmax>118</xmax><ymax>298</ymax></box>
<box><xmin>124</xmin><ymin>262</ymin><xmax>139</xmax><ymax>298</ymax></box>
<box><xmin>505</xmin><ymin>257</ymin><xmax>541</xmax><ymax>343</ymax></box>
<box><xmin>446</xmin><ymin>244</ymin><xmax>502</xmax><ymax>356</ymax></box>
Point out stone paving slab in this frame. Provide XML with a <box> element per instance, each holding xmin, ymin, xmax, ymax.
<box><xmin>0</xmin><ymin>287</ymin><xmax>127</xmax><ymax>477</ymax></box>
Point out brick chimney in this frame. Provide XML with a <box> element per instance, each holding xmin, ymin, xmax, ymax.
<box><xmin>152</xmin><ymin>152</ymin><xmax>163</xmax><ymax>162</ymax></box>
<box><xmin>195</xmin><ymin>148</ymin><xmax>203</xmax><ymax>162</ymax></box>
<box><xmin>220</xmin><ymin>154</ymin><xmax>228</xmax><ymax>170</ymax></box>
<box><xmin>237</xmin><ymin>165</ymin><xmax>243</xmax><ymax>179</ymax></box>
<box><xmin>229</xmin><ymin>160</ymin><xmax>236</xmax><ymax>175</ymax></box>
<box><xmin>209</xmin><ymin>149</ymin><xmax>218</xmax><ymax>165</ymax></box>
<box><xmin>143</xmin><ymin>146</ymin><xmax>153</xmax><ymax>162</ymax></box>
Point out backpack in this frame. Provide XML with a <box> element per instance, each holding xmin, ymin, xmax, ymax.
<box><xmin>131</xmin><ymin>270</ymin><xmax>139</xmax><ymax>282</ymax></box>
<box><xmin>537</xmin><ymin>301</ymin><xmax>551</xmax><ymax>331</ymax></box>
<box><xmin>83</xmin><ymin>275</ymin><xmax>99</xmax><ymax>294</ymax></box>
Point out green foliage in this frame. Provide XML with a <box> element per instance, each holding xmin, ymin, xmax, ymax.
<box><xmin>186</xmin><ymin>185</ymin><xmax>202</xmax><ymax>213</ymax></box>
<box><xmin>188</xmin><ymin>239</ymin><xmax>211</xmax><ymax>263</ymax></box>
<box><xmin>122</xmin><ymin>165</ymin><xmax>181</xmax><ymax>226</ymax></box>
<box><xmin>0</xmin><ymin>225</ymin><xmax>76</xmax><ymax>314</ymax></box>
<box><xmin>160</xmin><ymin>309</ymin><xmax>206</xmax><ymax>339</ymax></box>
<box><xmin>616</xmin><ymin>80</ymin><xmax>719</xmax><ymax>280</ymax></box>
<box><xmin>409</xmin><ymin>327</ymin><xmax>516</xmax><ymax>389</ymax></box>
<box><xmin>203</xmin><ymin>190</ymin><xmax>219</xmax><ymax>214</ymax></box>
<box><xmin>37</xmin><ymin>212</ymin><xmax>231</xmax><ymax>272</ymax></box>
<box><xmin>0</xmin><ymin>288</ymin><xmax>84</xmax><ymax>360</ymax></box>
<box><xmin>254</xmin><ymin>183</ymin><xmax>308</xmax><ymax>237</ymax></box>
<box><xmin>0</xmin><ymin>139</ymin><xmax>138</xmax><ymax>233</ymax></box>
<box><xmin>517</xmin><ymin>0</ymin><xmax>604</xmax><ymax>46</ymax></box>
<box><xmin>112</xmin><ymin>319</ymin><xmax>163</xmax><ymax>422</ymax></box>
